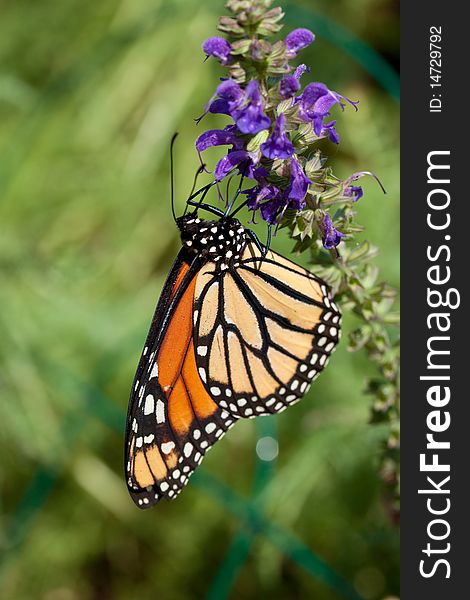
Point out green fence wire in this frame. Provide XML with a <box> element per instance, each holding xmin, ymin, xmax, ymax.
<box><xmin>2</xmin><ymin>1</ymin><xmax>398</xmax><ymax>598</ymax></box>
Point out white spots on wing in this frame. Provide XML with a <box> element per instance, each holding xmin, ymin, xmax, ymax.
<box><xmin>156</xmin><ymin>399</ymin><xmax>165</xmax><ymax>424</ymax></box>
<box><xmin>323</xmin><ymin>311</ymin><xmax>332</xmax><ymax>321</ymax></box>
<box><xmin>300</xmin><ymin>382</ymin><xmax>308</xmax><ymax>394</ymax></box>
<box><xmin>318</xmin><ymin>324</ymin><xmax>326</xmax><ymax>334</ymax></box>
<box><xmin>308</xmin><ymin>369</ymin><xmax>317</xmax><ymax>379</ymax></box>
<box><xmin>210</xmin><ymin>386</ymin><xmax>221</xmax><ymax>396</ymax></box>
<box><xmin>194</xmin><ymin>452</ymin><xmax>202</xmax><ymax>462</ymax></box>
<box><xmin>150</xmin><ymin>363</ymin><xmax>159</xmax><ymax>379</ymax></box>
<box><xmin>136</xmin><ymin>437</ymin><xmax>143</xmax><ymax>448</ymax></box>
<box><xmin>144</xmin><ymin>394</ymin><xmax>154</xmax><ymax>415</ymax></box>
<box><xmin>266</xmin><ymin>397</ymin><xmax>276</xmax><ymax>407</ymax></box>
<box><xmin>193</xmin><ymin>429</ymin><xmax>201</xmax><ymax>440</ymax></box>
<box><xmin>319</xmin><ymin>355</ymin><xmax>329</xmax><ymax>367</ymax></box>
<box><xmin>183</xmin><ymin>465</ymin><xmax>191</xmax><ymax>473</ymax></box>
<box><xmin>144</xmin><ymin>434</ymin><xmax>155</xmax><ymax>444</ymax></box>
<box><xmin>193</xmin><ymin>310</ymin><xmax>199</xmax><ymax>325</ymax></box>
<box><xmin>310</xmin><ymin>353</ymin><xmax>318</xmax><ymax>365</ymax></box>
<box><xmin>278</xmin><ymin>388</ymin><xmax>286</xmax><ymax>396</ymax></box>
<box><xmin>274</xmin><ymin>401</ymin><xmax>284</xmax><ymax>411</ymax></box>
<box><xmin>183</xmin><ymin>442</ymin><xmax>193</xmax><ymax>457</ymax></box>
<box><xmin>330</xmin><ymin>327</ymin><xmax>337</xmax><ymax>337</ymax></box>
<box><xmin>318</xmin><ymin>337</ymin><xmax>327</xmax><ymax>347</ymax></box>
<box><xmin>290</xmin><ymin>380</ymin><xmax>299</xmax><ymax>391</ymax></box>
<box><xmin>205</xmin><ymin>422</ymin><xmax>216</xmax><ymax>434</ymax></box>
<box><xmin>198</xmin><ymin>367</ymin><xmax>207</xmax><ymax>383</ymax></box>
<box><xmin>172</xmin><ymin>469</ymin><xmax>181</xmax><ymax>479</ymax></box>
<box><xmin>161</xmin><ymin>441</ymin><xmax>175</xmax><ymax>455</ymax></box>
<box><xmin>326</xmin><ymin>342</ymin><xmax>335</xmax><ymax>352</ymax></box>
<box><xmin>244</xmin><ymin>408</ymin><xmax>253</xmax><ymax>416</ymax></box>
<box><xmin>225</xmin><ymin>389</ymin><xmax>232</xmax><ymax>397</ymax></box>
<box><xmin>143</xmin><ymin>347</ymin><xmax>148</xmax><ymax>356</ymax></box>
<box><xmin>286</xmin><ymin>394</ymin><xmax>296</xmax><ymax>402</ymax></box>
<box><xmin>134</xmin><ymin>380</ymin><xmax>139</xmax><ymax>391</ymax></box>
<box><xmin>219</xmin><ymin>400</ymin><xmax>228</xmax><ymax>408</ymax></box>
<box><xmin>132</xmin><ymin>419</ymin><xmax>138</xmax><ymax>432</ymax></box>
<box><xmin>299</xmin><ymin>365</ymin><xmax>307</xmax><ymax>373</ymax></box>
<box><xmin>237</xmin><ymin>398</ymin><xmax>247</xmax><ymax>407</ymax></box>
<box><xmin>197</xmin><ymin>345</ymin><xmax>208</xmax><ymax>357</ymax></box>
<box><xmin>332</xmin><ymin>315</ymin><xmax>340</xmax><ymax>324</ymax></box>
<box><xmin>200</xmin><ymin>440</ymin><xmax>209</xmax><ymax>449</ymax></box>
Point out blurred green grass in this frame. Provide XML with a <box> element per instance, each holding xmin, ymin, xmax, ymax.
<box><xmin>0</xmin><ymin>1</ymin><xmax>399</xmax><ymax>599</ymax></box>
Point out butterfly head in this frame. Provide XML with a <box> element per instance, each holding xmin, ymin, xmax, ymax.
<box><xmin>177</xmin><ymin>214</ymin><xmax>247</xmax><ymax>269</ymax></box>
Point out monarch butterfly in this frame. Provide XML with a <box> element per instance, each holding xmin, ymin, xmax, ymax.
<box><xmin>125</xmin><ymin>182</ymin><xmax>341</xmax><ymax>508</ymax></box>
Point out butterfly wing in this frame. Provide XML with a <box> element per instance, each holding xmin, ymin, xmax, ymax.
<box><xmin>125</xmin><ymin>250</ymin><xmax>237</xmax><ymax>508</ymax></box>
<box><xmin>193</xmin><ymin>242</ymin><xmax>341</xmax><ymax>417</ymax></box>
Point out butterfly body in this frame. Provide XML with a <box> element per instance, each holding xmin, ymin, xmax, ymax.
<box><xmin>126</xmin><ymin>213</ymin><xmax>341</xmax><ymax>508</ymax></box>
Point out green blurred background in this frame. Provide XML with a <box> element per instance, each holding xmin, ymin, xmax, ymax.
<box><xmin>0</xmin><ymin>0</ymin><xmax>399</xmax><ymax>599</ymax></box>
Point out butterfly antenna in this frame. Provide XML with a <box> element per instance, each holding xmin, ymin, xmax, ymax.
<box><xmin>184</xmin><ymin>164</ymin><xmax>207</xmax><ymax>216</ymax></box>
<box><xmin>170</xmin><ymin>132</ymin><xmax>178</xmax><ymax>223</ymax></box>
<box><xmin>224</xmin><ymin>165</ymin><xmax>249</xmax><ymax>217</ymax></box>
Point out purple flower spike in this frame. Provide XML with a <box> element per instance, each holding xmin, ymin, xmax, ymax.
<box><xmin>285</xmin><ymin>28</ymin><xmax>315</xmax><ymax>56</ymax></box>
<box><xmin>279</xmin><ymin>75</ymin><xmax>300</xmax><ymax>99</ymax></box>
<box><xmin>321</xmin><ymin>213</ymin><xmax>346</xmax><ymax>250</ymax></box>
<box><xmin>261</xmin><ymin>114</ymin><xmax>294</xmax><ymax>160</ymax></box>
<box><xmin>202</xmin><ymin>37</ymin><xmax>232</xmax><ymax>65</ymax></box>
<box><xmin>286</xmin><ymin>158</ymin><xmax>311</xmax><ymax>207</ymax></box>
<box><xmin>235</xmin><ymin>80</ymin><xmax>271</xmax><ymax>134</ymax></box>
<box><xmin>344</xmin><ymin>185</ymin><xmax>363</xmax><ymax>202</ymax></box>
<box><xmin>195</xmin><ymin>126</ymin><xmax>239</xmax><ymax>153</ymax></box>
<box><xmin>215</xmin><ymin>150</ymin><xmax>252</xmax><ymax>181</ymax></box>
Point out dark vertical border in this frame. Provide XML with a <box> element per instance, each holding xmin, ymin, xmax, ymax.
<box><xmin>401</xmin><ymin>2</ymin><xmax>468</xmax><ymax>597</ymax></box>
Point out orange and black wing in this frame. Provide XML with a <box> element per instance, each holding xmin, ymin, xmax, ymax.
<box><xmin>193</xmin><ymin>242</ymin><xmax>341</xmax><ymax>417</ymax></box>
<box><xmin>125</xmin><ymin>250</ymin><xmax>237</xmax><ymax>508</ymax></box>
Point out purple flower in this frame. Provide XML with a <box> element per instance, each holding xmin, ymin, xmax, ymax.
<box><xmin>285</xmin><ymin>28</ymin><xmax>315</xmax><ymax>56</ymax></box>
<box><xmin>234</xmin><ymin>80</ymin><xmax>270</xmax><ymax>134</ymax></box>
<box><xmin>279</xmin><ymin>75</ymin><xmax>300</xmax><ymax>99</ymax></box>
<box><xmin>209</xmin><ymin>80</ymin><xmax>244</xmax><ymax>116</ymax></box>
<box><xmin>321</xmin><ymin>120</ymin><xmax>340</xmax><ymax>144</ymax></box>
<box><xmin>215</xmin><ymin>150</ymin><xmax>254</xmax><ymax>181</ymax></box>
<box><xmin>298</xmin><ymin>82</ymin><xmax>359</xmax><ymax>136</ymax></box>
<box><xmin>244</xmin><ymin>184</ymin><xmax>286</xmax><ymax>224</ymax></box>
<box><xmin>294</xmin><ymin>64</ymin><xmax>309</xmax><ymax>80</ymax></box>
<box><xmin>321</xmin><ymin>213</ymin><xmax>346</xmax><ymax>250</ymax></box>
<box><xmin>195</xmin><ymin>126</ymin><xmax>240</xmax><ymax>153</ymax></box>
<box><xmin>344</xmin><ymin>185</ymin><xmax>363</xmax><ymax>202</ymax></box>
<box><xmin>246</xmin><ymin>184</ymin><xmax>281</xmax><ymax>210</ymax></box>
<box><xmin>261</xmin><ymin>114</ymin><xmax>294</xmax><ymax>160</ymax></box>
<box><xmin>202</xmin><ymin>37</ymin><xmax>232</xmax><ymax>65</ymax></box>
<box><xmin>260</xmin><ymin>195</ymin><xmax>286</xmax><ymax>224</ymax></box>
<box><xmin>286</xmin><ymin>158</ymin><xmax>311</xmax><ymax>208</ymax></box>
